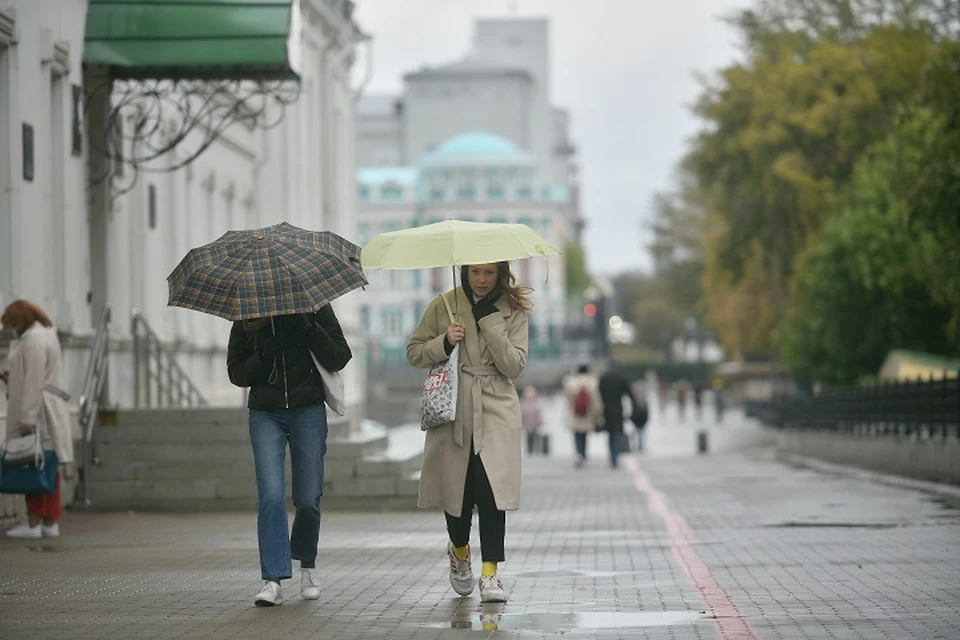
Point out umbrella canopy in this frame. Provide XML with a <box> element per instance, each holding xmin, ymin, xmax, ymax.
<box><xmin>360</xmin><ymin>219</ymin><xmax>561</xmax><ymax>270</ymax></box>
<box><xmin>167</xmin><ymin>222</ymin><xmax>367</xmax><ymax>321</ymax></box>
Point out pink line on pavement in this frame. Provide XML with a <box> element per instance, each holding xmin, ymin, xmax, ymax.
<box><xmin>622</xmin><ymin>455</ymin><xmax>760</xmax><ymax>640</ymax></box>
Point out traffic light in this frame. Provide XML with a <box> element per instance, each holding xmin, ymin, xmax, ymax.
<box><xmin>583</xmin><ymin>302</ymin><xmax>597</xmax><ymax>318</ymax></box>
<box><xmin>593</xmin><ymin>296</ymin><xmax>609</xmax><ymax>357</ymax></box>
<box><xmin>593</xmin><ymin>297</ymin><xmax>607</xmax><ymax>331</ymax></box>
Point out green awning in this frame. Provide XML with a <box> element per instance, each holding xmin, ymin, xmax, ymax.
<box><xmin>83</xmin><ymin>0</ymin><xmax>301</xmax><ymax>80</ymax></box>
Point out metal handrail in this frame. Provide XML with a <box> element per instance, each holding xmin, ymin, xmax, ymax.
<box><xmin>78</xmin><ymin>306</ymin><xmax>112</xmax><ymax>441</ymax></box>
<box><xmin>132</xmin><ymin>309</ymin><xmax>206</xmax><ymax>408</ymax></box>
<box><xmin>77</xmin><ymin>305</ymin><xmax>112</xmax><ymax>504</ymax></box>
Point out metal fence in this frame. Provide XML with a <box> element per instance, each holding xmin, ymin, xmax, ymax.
<box><xmin>747</xmin><ymin>375</ymin><xmax>960</xmax><ymax>438</ymax></box>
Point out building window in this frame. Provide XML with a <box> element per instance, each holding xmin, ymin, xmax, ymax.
<box><xmin>517</xmin><ymin>186</ymin><xmax>532</xmax><ymax>199</ymax></box>
<box><xmin>373</xmin><ymin>148</ymin><xmax>396</xmax><ymax>164</ymax></box>
<box><xmin>22</xmin><ymin>123</ymin><xmax>34</xmax><ymax>181</ymax></box>
<box><xmin>148</xmin><ymin>184</ymin><xmax>158</xmax><ymax>229</ymax></box>
<box><xmin>430</xmin><ymin>267</ymin><xmax>444</xmax><ymax>293</ymax></box>
<box><xmin>71</xmin><ymin>85</ymin><xmax>83</xmax><ymax>156</ymax></box>
<box><xmin>383</xmin><ymin>310</ymin><xmax>401</xmax><ymax>338</ymax></box>
<box><xmin>380</xmin><ymin>183</ymin><xmax>404</xmax><ymax>200</ymax></box>
<box><xmin>456</xmin><ymin>186</ymin><xmax>475</xmax><ymax>200</ymax></box>
<box><xmin>486</xmin><ymin>187</ymin><xmax>505</xmax><ymax>200</ymax></box>
<box><xmin>358</xmin><ymin>184</ymin><xmax>370</xmax><ymax>201</ymax></box>
<box><xmin>430</xmin><ymin>188</ymin><xmax>445</xmax><ymax>201</ymax></box>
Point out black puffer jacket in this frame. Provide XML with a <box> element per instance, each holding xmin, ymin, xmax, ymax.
<box><xmin>226</xmin><ymin>305</ymin><xmax>352</xmax><ymax>411</ymax></box>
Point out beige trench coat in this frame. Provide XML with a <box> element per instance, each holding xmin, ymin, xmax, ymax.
<box><xmin>407</xmin><ymin>287</ymin><xmax>529</xmax><ymax>516</ymax></box>
<box><xmin>5</xmin><ymin>324</ymin><xmax>74</xmax><ymax>463</ymax></box>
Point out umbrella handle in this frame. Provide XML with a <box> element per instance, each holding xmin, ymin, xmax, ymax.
<box><xmin>451</xmin><ymin>265</ymin><xmax>460</xmax><ymax>322</ymax></box>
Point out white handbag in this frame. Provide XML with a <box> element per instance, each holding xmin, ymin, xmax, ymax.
<box><xmin>0</xmin><ymin>430</ymin><xmax>44</xmax><ymax>467</ymax></box>
<box><xmin>309</xmin><ymin>350</ymin><xmax>346</xmax><ymax>416</ymax></box>
<box><xmin>421</xmin><ymin>293</ymin><xmax>460</xmax><ymax>430</ymax></box>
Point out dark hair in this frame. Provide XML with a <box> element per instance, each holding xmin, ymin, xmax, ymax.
<box><xmin>1</xmin><ymin>299</ymin><xmax>53</xmax><ymax>333</ymax></box>
<box><xmin>577</xmin><ymin>364</ymin><xmax>590</xmax><ymax>374</ymax></box>
<box><xmin>461</xmin><ymin>262</ymin><xmax>533</xmax><ymax>312</ymax></box>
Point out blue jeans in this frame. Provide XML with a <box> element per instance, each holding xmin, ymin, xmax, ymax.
<box><xmin>573</xmin><ymin>432</ymin><xmax>588</xmax><ymax>459</ymax></box>
<box><xmin>249</xmin><ymin>405</ymin><xmax>328</xmax><ymax>581</ymax></box>
<box><xmin>608</xmin><ymin>430</ymin><xmax>625</xmax><ymax>467</ymax></box>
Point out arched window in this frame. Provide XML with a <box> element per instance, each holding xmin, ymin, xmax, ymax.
<box><xmin>380</xmin><ymin>182</ymin><xmax>404</xmax><ymax>200</ymax></box>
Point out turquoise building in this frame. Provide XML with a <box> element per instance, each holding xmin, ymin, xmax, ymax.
<box><xmin>357</xmin><ymin>131</ymin><xmax>572</xmax><ymax>370</ymax></box>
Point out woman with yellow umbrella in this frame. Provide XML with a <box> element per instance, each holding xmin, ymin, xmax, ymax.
<box><xmin>363</xmin><ymin>220</ymin><xmax>559</xmax><ymax>603</ymax></box>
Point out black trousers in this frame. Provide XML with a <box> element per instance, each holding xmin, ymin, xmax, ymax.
<box><xmin>445</xmin><ymin>443</ymin><xmax>506</xmax><ymax>562</ymax></box>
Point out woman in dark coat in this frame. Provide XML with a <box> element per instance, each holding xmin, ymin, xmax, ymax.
<box><xmin>598</xmin><ymin>365</ymin><xmax>638</xmax><ymax>468</ymax></box>
<box><xmin>227</xmin><ymin>306</ymin><xmax>351</xmax><ymax>607</ymax></box>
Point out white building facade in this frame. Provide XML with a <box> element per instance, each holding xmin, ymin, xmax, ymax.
<box><xmin>1</xmin><ymin>1</ymin><xmax>369</xmax><ymax>422</ymax></box>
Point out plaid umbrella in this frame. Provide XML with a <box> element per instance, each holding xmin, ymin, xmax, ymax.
<box><xmin>167</xmin><ymin>222</ymin><xmax>367</xmax><ymax>321</ymax></box>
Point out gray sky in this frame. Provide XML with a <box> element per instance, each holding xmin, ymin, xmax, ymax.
<box><xmin>353</xmin><ymin>0</ymin><xmax>748</xmax><ymax>275</ymax></box>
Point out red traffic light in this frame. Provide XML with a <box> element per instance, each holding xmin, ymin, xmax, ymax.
<box><xmin>583</xmin><ymin>303</ymin><xmax>597</xmax><ymax>317</ymax></box>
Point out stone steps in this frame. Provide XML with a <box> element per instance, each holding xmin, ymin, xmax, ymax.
<box><xmin>83</xmin><ymin>409</ymin><xmax>422</xmax><ymax>511</ymax></box>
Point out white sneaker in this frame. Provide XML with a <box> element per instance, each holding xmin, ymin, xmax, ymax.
<box><xmin>300</xmin><ymin>568</ymin><xmax>320</xmax><ymax>600</ymax></box>
<box><xmin>41</xmin><ymin>523</ymin><xmax>60</xmax><ymax>538</ymax></box>
<box><xmin>5</xmin><ymin>523</ymin><xmax>41</xmax><ymax>539</ymax></box>
<box><xmin>479</xmin><ymin>574</ymin><xmax>508</xmax><ymax>603</ymax></box>
<box><xmin>254</xmin><ymin>581</ymin><xmax>283</xmax><ymax>607</ymax></box>
<box><xmin>447</xmin><ymin>542</ymin><xmax>474</xmax><ymax>596</ymax></box>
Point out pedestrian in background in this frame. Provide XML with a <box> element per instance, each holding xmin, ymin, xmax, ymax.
<box><xmin>629</xmin><ymin>380</ymin><xmax>649</xmax><ymax>452</ymax></box>
<box><xmin>598</xmin><ymin>364</ymin><xmax>639</xmax><ymax>468</ymax></box>
<box><xmin>693</xmin><ymin>382</ymin><xmax>704</xmax><ymax>421</ymax></box>
<box><xmin>563</xmin><ymin>364</ymin><xmax>602</xmax><ymax>468</ymax></box>
<box><xmin>407</xmin><ymin>261</ymin><xmax>530</xmax><ymax>604</ymax></box>
<box><xmin>520</xmin><ymin>385</ymin><xmax>544</xmax><ymax>455</ymax></box>
<box><xmin>714</xmin><ymin>388</ymin><xmax>726</xmax><ymax>424</ymax></box>
<box><xmin>676</xmin><ymin>381</ymin><xmax>689</xmax><ymax>422</ymax></box>
<box><xmin>226</xmin><ymin>307</ymin><xmax>352</xmax><ymax>607</ymax></box>
<box><xmin>2</xmin><ymin>300</ymin><xmax>73</xmax><ymax>539</ymax></box>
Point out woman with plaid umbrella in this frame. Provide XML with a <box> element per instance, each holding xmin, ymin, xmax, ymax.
<box><xmin>169</xmin><ymin>223</ymin><xmax>365</xmax><ymax>607</ymax></box>
<box><xmin>227</xmin><ymin>307</ymin><xmax>351</xmax><ymax>606</ymax></box>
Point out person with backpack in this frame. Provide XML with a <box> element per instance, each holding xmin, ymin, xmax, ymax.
<box><xmin>563</xmin><ymin>364</ymin><xmax>603</xmax><ymax>468</ymax></box>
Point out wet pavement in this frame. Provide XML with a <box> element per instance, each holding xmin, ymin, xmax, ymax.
<box><xmin>1</xmin><ymin>402</ymin><xmax>959</xmax><ymax>639</ymax></box>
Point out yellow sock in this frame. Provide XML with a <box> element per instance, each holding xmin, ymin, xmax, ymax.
<box><xmin>481</xmin><ymin>561</ymin><xmax>497</xmax><ymax>577</ymax></box>
<box><xmin>453</xmin><ymin>544</ymin><xmax>469</xmax><ymax>561</ymax></box>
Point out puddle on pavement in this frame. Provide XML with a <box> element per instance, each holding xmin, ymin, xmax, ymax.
<box><xmin>514</xmin><ymin>569</ymin><xmax>633</xmax><ymax>579</ymax></box>
<box><xmin>442</xmin><ymin>610</ymin><xmax>708</xmax><ymax>632</ymax></box>
<box><xmin>763</xmin><ymin>521</ymin><xmax>903</xmax><ymax>529</ymax></box>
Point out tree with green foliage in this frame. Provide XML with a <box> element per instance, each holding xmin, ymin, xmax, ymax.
<box><xmin>777</xmin><ymin>111</ymin><xmax>954</xmax><ymax>383</ymax></box>
<box><xmin>563</xmin><ymin>242</ymin><xmax>591</xmax><ymax>299</ymax></box>
<box><xmin>678</xmin><ymin>0</ymin><xmax>959</xmax><ymax>371</ymax></box>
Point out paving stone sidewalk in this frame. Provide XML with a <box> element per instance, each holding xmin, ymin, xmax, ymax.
<box><xmin>1</xmin><ymin>435</ymin><xmax>958</xmax><ymax>639</ymax></box>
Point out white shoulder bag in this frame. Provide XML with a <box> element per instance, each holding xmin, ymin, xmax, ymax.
<box><xmin>420</xmin><ymin>293</ymin><xmax>460</xmax><ymax>430</ymax></box>
<box><xmin>309</xmin><ymin>350</ymin><xmax>346</xmax><ymax>416</ymax></box>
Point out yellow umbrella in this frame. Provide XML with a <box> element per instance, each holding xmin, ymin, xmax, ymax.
<box><xmin>360</xmin><ymin>219</ymin><xmax>560</xmax><ymax>270</ymax></box>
